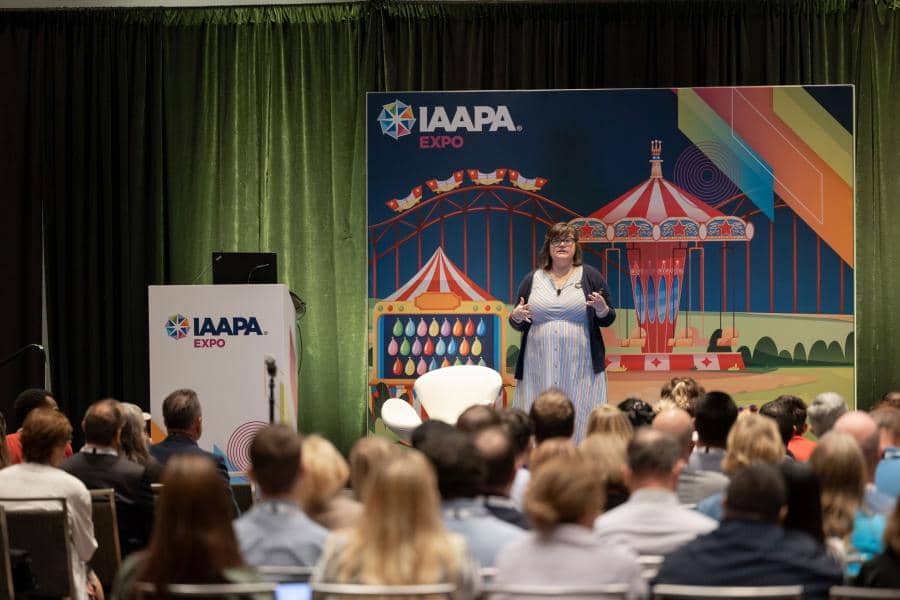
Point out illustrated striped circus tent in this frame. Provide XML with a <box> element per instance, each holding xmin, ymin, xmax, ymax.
<box><xmin>385</xmin><ymin>247</ymin><xmax>494</xmax><ymax>301</ymax></box>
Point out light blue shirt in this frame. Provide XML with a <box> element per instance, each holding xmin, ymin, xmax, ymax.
<box><xmin>875</xmin><ymin>447</ymin><xmax>900</xmax><ymax>497</ymax></box>
<box><xmin>233</xmin><ymin>499</ymin><xmax>328</xmax><ymax>567</ymax></box>
<box><xmin>442</xmin><ymin>497</ymin><xmax>525</xmax><ymax>567</ymax></box>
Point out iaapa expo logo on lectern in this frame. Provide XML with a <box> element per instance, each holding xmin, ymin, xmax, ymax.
<box><xmin>377</xmin><ymin>98</ymin><xmax>520</xmax><ymax>149</ymax></box>
<box><xmin>165</xmin><ymin>313</ymin><xmax>265</xmax><ymax>348</ymax></box>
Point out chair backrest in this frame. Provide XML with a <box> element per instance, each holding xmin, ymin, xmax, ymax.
<box><xmin>481</xmin><ymin>583</ymin><xmax>629</xmax><ymax>598</ymax></box>
<box><xmin>90</xmin><ymin>488</ymin><xmax>122</xmax><ymax>590</ymax></box>
<box><xmin>135</xmin><ymin>580</ymin><xmax>278</xmax><ymax>598</ymax></box>
<box><xmin>381</xmin><ymin>397</ymin><xmax>423</xmax><ymax>442</ymax></box>
<box><xmin>413</xmin><ymin>365</ymin><xmax>502</xmax><ymax>425</ymax></box>
<box><xmin>256</xmin><ymin>565</ymin><xmax>315</xmax><ymax>583</ymax></box>
<box><xmin>0</xmin><ymin>497</ymin><xmax>74</xmax><ymax>598</ymax></box>
<box><xmin>0</xmin><ymin>507</ymin><xmax>13</xmax><ymax>600</ymax></box>
<box><xmin>310</xmin><ymin>582</ymin><xmax>455</xmax><ymax>598</ymax></box>
<box><xmin>652</xmin><ymin>584</ymin><xmax>804</xmax><ymax>599</ymax></box>
<box><xmin>829</xmin><ymin>587</ymin><xmax>900</xmax><ymax>600</ymax></box>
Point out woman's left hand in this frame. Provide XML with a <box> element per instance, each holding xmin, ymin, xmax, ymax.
<box><xmin>586</xmin><ymin>291</ymin><xmax>609</xmax><ymax>315</ymax></box>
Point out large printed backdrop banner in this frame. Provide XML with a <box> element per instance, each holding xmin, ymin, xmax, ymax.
<box><xmin>366</xmin><ymin>87</ymin><xmax>854</xmax><ymax>432</ymax></box>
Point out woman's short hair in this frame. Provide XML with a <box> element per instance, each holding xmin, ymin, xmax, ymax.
<box><xmin>525</xmin><ymin>453</ymin><xmax>605</xmax><ymax>530</ymax></box>
<box><xmin>586</xmin><ymin>405</ymin><xmax>634</xmax><ymax>442</ymax></box>
<box><xmin>21</xmin><ymin>408</ymin><xmax>71</xmax><ymax>464</ymax></box>
<box><xmin>299</xmin><ymin>434</ymin><xmax>350</xmax><ymax>513</ymax></box>
<box><xmin>349</xmin><ymin>435</ymin><xmax>400</xmax><ymax>502</ymax></box>
<box><xmin>537</xmin><ymin>222</ymin><xmax>583</xmax><ymax>270</ymax></box>
<box><xmin>809</xmin><ymin>431</ymin><xmax>866</xmax><ymax>539</ymax></box>
<box><xmin>722</xmin><ymin>412</ymin><xmax>785</xmax><ymax>475</ymax></box>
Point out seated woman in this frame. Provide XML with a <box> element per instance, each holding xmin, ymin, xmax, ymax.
<box><xmin>810</xmin><ymin>431</ymin><xmax>886</xmax><ymax>574</ymax></box>
<box><xmin>494</xmin><ymin>452</ymin><xmax>646</xmax><ymax>598</ymax></box>
<box><xmin>298</xmin><ymin>434</ymin><xmax>363</xmax><ymax>530</ymax></box>
<box><xmin>585</xmin><ymin>405</ymin><xmax>633</xmax><ymax>444</ymax></box>
<box><xmin>856</xmin><ymin>499</ymin><xmax>900</xmax><ymax>588</ymax></box>
<box><xmin>579</xmin><ymin>433</ymin><xmax>630</xmax><ymax>510</ymax></box>
<box><xmin>313</xmin><ymin>451</ymin><xmax>478</xmax><ymax>599</ymax></box>
<box><xmin>110</xmin><ymin>454</ymin><xmax>265</xmax><ymax>599</ymax></box>
<box><xmin>696</xmin><ymin>412</ymin><xmax>785</xmax><ymax>520</ymax></box>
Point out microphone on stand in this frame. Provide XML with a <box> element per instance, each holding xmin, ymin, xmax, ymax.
<box><xmin>265</xmin><ymin>355</ymin><xmax>277</xmax><ymax>424</ymax></box>
<box><xmin>0</xmin><ymin>343</ymin><xmax>46</xmax><ymax>370</ymax></box>
<box><xmin>247</xmin><ymin>263</ymin><xmax>270</xmax><ymax>284</ymax></box>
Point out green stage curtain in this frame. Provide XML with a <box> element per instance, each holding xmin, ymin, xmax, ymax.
<box><xmin>0</xmin><ymin>1</ymin><xmax>897</xmax><ymax>451</ymax></box>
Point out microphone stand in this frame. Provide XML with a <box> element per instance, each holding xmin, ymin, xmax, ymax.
<box><xmin>0</xmin><ymin>344</ymin><xmax>46</xmax><ymax>370</ymax></box>
<box><xmin>266</xmin><ymin>358</ymin><xmax>277</xmax><ymax>424</ymax></box>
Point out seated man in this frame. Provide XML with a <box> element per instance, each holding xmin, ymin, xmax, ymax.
<box><xmin>472</xmin><ymin>425</ymin><xmax>528</xmax><ymax>528</ymax></box>
<box><xmin>233</xmin><ymin>425</ymin><xmax>328</xmax><ymax>566</ymax></box>
<box><xmin>61</xmin><ymin>398</ymin><xmax>154</xmax><ymax>556</ymax></box>
<box><xmin>654</xmin><ymin>463</ymin><xmax>843</xmax><ymax>600</ymax></box>
<box><xmin>594</xmin><ymin>428</ymin><xmax>716</xmax><ymax>554</ymax></box>
<box><xmin>834</xmin><ymin>411</ymin><xmax>897</xmax><ymax>516</ymax></box>
<box><xmin>689</xmin><ymin>391</ymin><xmax>737</xmax><ymax>473</ymax></box>
<box><xmin>417</xmin><ymin>424</ymin><xmax>525</xmax><ymax>566</ymax></box>
<box><xmin>6</xmin><ymin>388</ymin><xmax>73</xmax><ymax>463</ymax></box>
<box><xmin>652</xmin><ymin>408</ymin><xmax>728</xmax><ymax>505</ymax></box>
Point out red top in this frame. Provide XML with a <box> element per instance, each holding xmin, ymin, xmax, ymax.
<box><xmin>788</xmin><ymin>434</ymin><xmax>817</xmax><ymax>462</ymax></box>
<box><xmin>5</xmin><ymin>431</ymin><xmax>74</xmax><ymax>464</ymax></box>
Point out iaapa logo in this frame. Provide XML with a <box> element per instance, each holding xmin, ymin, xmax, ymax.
<box><xmin>377</xmin><ymin>99</ymin><xmax>520</xmax><ymax>146</ymax></box>
<box><xmin>165</xmin><ymin>314</ymin><xmax>264</xmax><ymax>348</ymax></box>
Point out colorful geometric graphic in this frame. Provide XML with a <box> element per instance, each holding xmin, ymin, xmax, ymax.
<box><xmin>377</xmin><ymin>99</ymin><xmax>416</xmax><ymax>140</ymax></box>
<box><xmin>165</xmin><ymin>314</ymin><xmax>190</xmax><ymax>340</ymax></box>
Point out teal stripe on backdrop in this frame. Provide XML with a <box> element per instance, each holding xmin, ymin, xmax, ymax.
<box><xmin>1</xmin><ymin>1</ymin><xmax>897</xmax><ymax>452</ymax></box>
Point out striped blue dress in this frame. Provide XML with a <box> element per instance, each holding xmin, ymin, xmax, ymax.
<box><xmin>513</xmin><ymin>266</ymin><xmax>608</xmax><ymax>443</ymax></box>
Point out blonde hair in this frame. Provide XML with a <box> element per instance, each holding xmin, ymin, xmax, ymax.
<box><xmin>661</xmin><ymin>377</ymin><xmax>705</xmax><ymax>414</ymax></box>
<box><xmin>299</xmin><ymin>434</ymin><xmax>350</xmax><ymax>514</ymax></box>
<box><xmin>809</xmin><ymin>431</ymin><xmax>866</xmax><ymax>540</ymax></box>
<box><xmin>586</xmin><ymin>405</ymin><xmax>634</xmax><ymax>443</ymax></box>
<box><xmin>579</xmin><ymin>433</ymin><xmax>628</xmax><ymax>506</ymax></box>
<box><xmin>525</xmin><ymin>453</ymin><xmax>605</xmax><ymax>531</ymax></box>
<box><xmin>331</xmin><ymin>451</ymin><xmax>462</xmax><ymax>585</ymax></box>
<box><xmin>722</xmin><ymin>413</ymin><xmax>785</xmax><ymax>475</ymax></box>
<box><xmin>530</xmin><ymin>438</ymin><xmax>577</xmax><ymax>473</ymax></box>
<box><xmin>349</xmin><ymin>436</ymin><xmax>400</xmax><ymax>502</ymax></box>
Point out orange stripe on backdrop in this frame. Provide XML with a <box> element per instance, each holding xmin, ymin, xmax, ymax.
<box><xmin>694</xmin><ymin>88</ymin><xmax>853</xmax><ymax>267</ymax></box>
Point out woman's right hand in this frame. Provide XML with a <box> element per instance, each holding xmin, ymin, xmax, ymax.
<box><xmin>511</xmin><ymin>297</ymin><xmax>532</xmax><ymax>324</ymax></box>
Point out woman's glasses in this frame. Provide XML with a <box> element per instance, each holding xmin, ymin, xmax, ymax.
<box><xmin>550</xmin><ymin>237</ymin><xmax>576</xmax><ymax>247</ymax></box>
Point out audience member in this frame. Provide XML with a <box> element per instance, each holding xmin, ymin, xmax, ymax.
<box><xmin>696</xmin><ymin>412</ymin><xmax>785</xmax><ymax>520</ymax></box>
<box><xmin>872</xmin><ymin>406</ymin><xmax>900</xmax><ymax>497</ymax></box>
<box><xmin>660</xmin><ymin>376</ymin><xmax>705</xmax><ymax>415</ymax></box>
<box><xmin>779</xmin><ymin>461</ymin><xmax>826</xmax><ymax>546</ymax></box>
<box><xmin>119</xmin><ymin>402</ymin><xmax>163</xmax><ymax>482</ymax></box>
<box><xmin>313</xmin><ymin>451</ymin><xmax>478</xmax><ymax>599</ymax></box>
<box><xmin>834</xmin><ymin>411</ymin><xmax>897</xmax><ymax>516</ymax></box>
<box><xmin>810</xmin><ymin>431</ymin><xmax>885</xmax><ymax>570</ymax></box>
<box><xmin>690</xmin><ymin>391</ymin><xmax>738</xmax><ymax>473</ymax></box>
<box><xmin>875</xmin><ymin>390</ymin><xmax>900</xmax><ymax>411</ymax></box>
<box><xmin>348</xmin><ymin>435</ymin><xmax>399</xmax><ymax>502</ymax></box>
<box><xmin>499</xmin><ymin>408</ymin><xmax>533</xmax><ymax>509</ymax></box>
<box><xmin>594</xmin><ymin>428</ymin><xmax>716</xmax><ymax>554</ymax></box>
<box><xmin>297</xmin><ymin>434</ymin><xmax>362</xmax><ymax>530</ymax></box>
<box><xmin>61</xmin><ymin>399</ymin><xmax>155</xmax><ymax>556</ymax></box>
<box><xmin>0</xmin><ymin>411</ymin><xmax>8</xmax><ymax>468</ymax></box>
<box><xmin>530</xmin><ymin>388</ymin><xmax>574</xmax><ymax>443</ymax></box>
<box><xmin>472</xmin><ymin>425</ymin><xmax>528</xmax><ymax>528</ymax></box>
<box><xmin>579</xmin><ymin>433</ymin><xmax>630</xmax><ymax>510</ymax></box>
<box><xmin>807</xmin><ymin>391</ymin><xmax>847</xmax><ymax>437</ymax></box>
<box><xmin>495</xmin><ymin>454</ymin><xmax>646</xmax><ymax>598</ymax></box>
<box><xmin>6</xmin><ymin>388</ymin><xmax>73</xmax><ymax>464</ymax></box>
<box><xmin>149</xmin><ymin>389</ymin><xmax>230</xmax><ymax>484</ymax></box>
<box><xmin>855</xmin><ymin>500</ymin><xmax>900</xmax><ymax>588</ymax></box>
<box><xmin>0</xmin><ymin>408</ymin><xmax>98</xmax><ymax>600</ymax></box>
<box><xmin>653</xmin><ymin>408</ymin><xmax>728</xmax><ymax>505</ymax></box>
<box><xmin>779</xmin><ymin>395</ymin><xmax>816</xmax><ymax>461</ymax></box>
<box><xmin>586</xmin><ymin>405</ymin><xmax>633</xmax><ymax>442</ymax></box>
<box><xmin>110</xmin><ymin>455</ymin><xmax>263</xmax><ymax>600</ymax></box>
<box><xmin>759</xmin><ymin>397</ymin><xmax>796</xmax><ymax>457</ymax></box>
<box><xmin>233</xmin><ymin>425</ymin><xmax>327</xmax><ymax>566</ymax></box>
<box><xmin>455</xmin><ymin>404</ymin><xmax>501</xmax><ymax>434</ymax></box>
<box><xmin>411</xmin><ymin>419</ymin><xmax>455</xmax><ymax>450</ymax></box>
<box><xmin>530</xmin><ymin>437</ymin><xmax>577</xmax><ymax>473</ymax></box>
<box><xmin>417</xmin><ymin>425</ymin><xmax>524</xmax><ymax>566</ymax></box>
<box><xmin>654</xmin><ymin>464</ymin><xmax>842</xmax><ymax>600</ymax></box>
<box><xmin>617</xmin><ymin>397</ymin><xmax>655</xmax><ymax>429</ymax></box>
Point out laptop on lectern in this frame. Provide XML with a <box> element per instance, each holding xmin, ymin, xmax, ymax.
<box><xmin>212</xmin><ymin>252</ymin><xmax>278</xmax><ymax>284</ymax></box>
